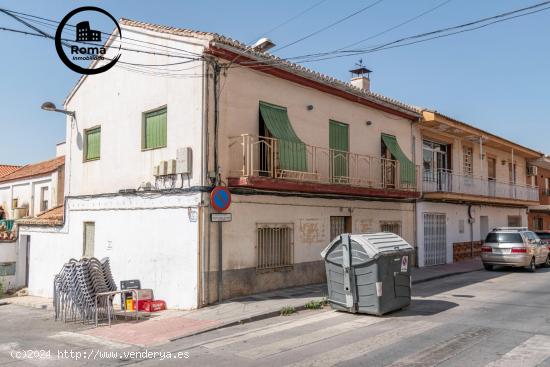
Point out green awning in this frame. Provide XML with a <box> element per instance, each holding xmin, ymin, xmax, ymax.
<box><xmin>259</xmin><ymin>101</ymin><xmax>307</xmax><ymax>172</ymax></box>
<box><xmin>381</xmin><ymin>134</ymin><xmax>416</xmax><ymax>185</ymax></box>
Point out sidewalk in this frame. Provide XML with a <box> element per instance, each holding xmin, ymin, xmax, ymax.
<box><xmin>7</xmin><ymin>259</ymin><xmax>483</xmax><ymax>347</ymax></box>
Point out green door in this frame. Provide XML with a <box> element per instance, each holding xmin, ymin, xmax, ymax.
<box><xmin>329</xmin><ymin>120</ymin><xmax>349</xmax><ymax>182</ymax></box>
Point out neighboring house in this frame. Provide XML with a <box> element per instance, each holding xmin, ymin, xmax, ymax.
<box><xmin>0</xmin><ymin>156</ymin><xmax>64</xmax><ymax>290</ymax></box>
<box><xmin>0</xmin><ymin>156</ymin><xmax>65</xmax><ymax>219</ymax></box>
<box><xmin>19</xmin><ymin>18</ymin><xmax>421</xmax><ymax>309</ymax></box>
<box><xmin>527</xmin><ymin>157</ymin><xmax>550</xmax><ymax>231</ymax></box>
<box><xmin>414</xmin><ymin>110</ymin><xmax>542</xmax><ymax>266</ymax></box>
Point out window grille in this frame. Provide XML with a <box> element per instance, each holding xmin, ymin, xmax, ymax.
<box><xmin>257</xmin><ymin>224</ymin><xmax>293</xmax><ymax>272</ymax></box>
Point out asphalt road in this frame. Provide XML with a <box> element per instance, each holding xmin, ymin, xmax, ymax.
<box><xmin>2</xmin><ymin>267</ymin><xmax>550</xmax><ymax>366</ymax></box>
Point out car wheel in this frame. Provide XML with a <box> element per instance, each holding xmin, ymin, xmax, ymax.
<box><xmin>527</xmin><ymin>257</ymin><xmax>536</xmax><ymax>273</ymax></box>
<box><xmin>545</xmin><ymin>255</ymin><xmax>550</xmax><ymax>268</ymax></box>
<box><xmin>483</xmin><ymin>263</ymin><xmax>493</xmax><ymax>271</ymax></box>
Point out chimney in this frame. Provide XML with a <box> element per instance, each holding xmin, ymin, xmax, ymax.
<box><xmin>349</xmin><ymin>66</ymin><xmax>372</xmax><ymax>92</ymax></box>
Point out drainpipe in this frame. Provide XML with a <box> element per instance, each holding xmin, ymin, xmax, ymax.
<box><xmin>411</xmin><ymin>120</ymin><xmax>419</xmax><ymax>267</ymax></box>
<box><xmin>200</xmin><ymin>58</ymin><xmax>210</xmax><ymax>307</ymax></box>
<box><xmin>212</xmin><ymin>61</ymin><xmax>223</xmax><ymax>304</ymax></box>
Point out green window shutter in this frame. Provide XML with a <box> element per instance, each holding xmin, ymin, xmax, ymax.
<box><xmin>329</xmin><ymin>120</ymin><xmax>349</xmax><ymax>179</ymax></box>
<box><xmin>144</xmin><ymin>108</ymin><xmax>167</xmax><ymax>149</ymax></box>
<box><xmin>85</xmin><ymin>127</ymin><xmax>101</xmax><ymax>161</ymax></box>
<box><xmin>381</xmin><ymin>134</ymin><xmax>416</xmax><ymax>185</ymax></box>
<box><xmin>259</xmin><ymin>101</ymin><xmax>307</xmax><ymax>172</ymax></box>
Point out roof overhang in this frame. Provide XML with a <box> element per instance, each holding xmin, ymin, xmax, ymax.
<box><xmin>420</xmin><ymin>110</ymin><xmax>543</xmax><ymax>159</ymax></box>
<box><xmin>207</xmin><ymin>43</ymin><xmax>419</xmax><ymax>121</ymax></box>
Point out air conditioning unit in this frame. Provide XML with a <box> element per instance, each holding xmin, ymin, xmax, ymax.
<box><xmin>166</xmin><ymin>159</ymin><xmax>177</xmax><ymax>175</ymax></box>
<box><xmin>159</xmin><ymin>160</ymin><xmax>168</xmax><ymax>176</ymax></box>
<box><xmin>527</xmin><ymin>165</ymin><xmax>538</xmax><ymax>176</ymax></box>
<box><xmin>176</xmin><ymin>147</ymin><xmax>192</xmax><ymax>174</ymax></box>
<box><xmin>152</xmin><ymin>165</ymin><xmax>160</xmax><ymax>177</ymax></box>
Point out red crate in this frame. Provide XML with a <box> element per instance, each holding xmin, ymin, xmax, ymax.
<box><xmin>142</xmin><ymin>300</ymin><xmax>166</xmax><ymax>312</ymax></box>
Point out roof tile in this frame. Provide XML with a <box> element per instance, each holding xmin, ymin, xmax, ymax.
<box><xmin>0</xmin><ymin>156</ymin><xmax>64</xmax><ymax>183</ymax></box>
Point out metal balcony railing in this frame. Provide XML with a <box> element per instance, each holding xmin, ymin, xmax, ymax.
<box><xmin>229</xmin><ymin>134</ymin><xmax>420</xmax><ymax>191</ymax></box>
<box><xmin>542</xmin><ymin>188</ymin><xmax>550</xmax><ymax>197</ymax></box>
<box><xmin>422</xmin><ymin>169</ymin><xmax>539</xmax><ymax>202</ymax></box>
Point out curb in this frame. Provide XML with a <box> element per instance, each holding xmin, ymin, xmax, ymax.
<box><xmin>169</xmin><ymin>303</ymin><xmax>318</xmax><ymax>342</ymax></box>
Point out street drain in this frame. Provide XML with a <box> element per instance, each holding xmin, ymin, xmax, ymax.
<box><xmin>452</xmin><ymin>294</ymin><xmax>475</xmax><ymax>298</ymax></box>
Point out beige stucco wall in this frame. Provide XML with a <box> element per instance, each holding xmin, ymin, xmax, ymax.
<box><xmin>205</xmin><ymin>194</ymin><xmax>415</xmax><ymax>299</ymax></box>
<box><xmin>217</xmin><ymin>63</ymin><xmax>416</xmax><ymax>180</ymax></box>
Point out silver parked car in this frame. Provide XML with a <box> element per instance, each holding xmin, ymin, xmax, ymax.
<box><xmin>481</xmin><ymin>227</ymin><xmax>550</xmax><ymax>272</ymax></box>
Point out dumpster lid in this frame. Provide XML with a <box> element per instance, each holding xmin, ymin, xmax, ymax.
<box><xmin>321</xmin><ymin>232</ymin><xmax>413</xmax><ymax>259</ymax></box>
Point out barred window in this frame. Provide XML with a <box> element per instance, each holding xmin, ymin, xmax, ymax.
<box><xmin>257</xmin><ymin>224</ymin><xmax>294</xmax><ymax>272</ymax></box>
<box><xmin>380</xmin><ymin>221</ymin><xmax>402</xmax><ymax>236</ymax></box>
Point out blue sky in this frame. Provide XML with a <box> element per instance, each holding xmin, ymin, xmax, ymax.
<box><xmin>0</xmin><ymin>0</ymin><xmax>548</xmax><ymax>165</ymax></box>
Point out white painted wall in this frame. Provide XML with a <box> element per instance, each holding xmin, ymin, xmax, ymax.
<box><xmin>20</xmin><ymin>193</ymin><xmax>201</xmax><ymax>309</ymax></box>
<box><xmin>416</xmin><ymin>201</ymin><xmax>527</xmax><ymax>267</ymax></box>
<box><xmin>0</xmin><ymin>175</ymin><xmax>59</xmax><ymax>218</ymax></box>
<box><xmin>63</xmin><ymin>26</ymin><xmax>208</xmax><ymax>196</ymax></box>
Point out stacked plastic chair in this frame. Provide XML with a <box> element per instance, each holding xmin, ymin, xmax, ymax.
<box><xmin>53</xmin><ymin>257</ymin><xmax>117</xmax><ymax>324</ymax></box>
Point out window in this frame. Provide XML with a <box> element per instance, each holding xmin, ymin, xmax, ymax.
<box><xmin>142</xmin><ymin>107</ymin><xmax>167</xmax><ymax>150</ymax></box>
<box><xmin>0</xmin><ymin>262</ymin><xmax>15</xmax><ymax>276</ymax></box>
<box><xmin>330</xmin><ymin>216</ymin><xmax>352</xmax><ymax>240</ymax></box>
<box><xmin>485</xmin><ymin>232</ymin><xmax>522</xmax><ymax>243</ymax></box>
<box><xmin>84</xmin><ymin>126</ymin><xmax>101</xmax><ymax>161</ymax></box>
<box><xmin>256</xmin><ymin>224</ymin><xmax>293</xmax><ymax>272</ymax></box>
<box><xmin>463</xmin><ymin>147</ymin><xmax>473</xmax><ymax>176</ymax></box>
<box><xmin>534</xmin><ymin>217</ymin><xmax>544</xmax><ymax>231</ymax></box>
<box><xmin>380</xmin><ymin>221</ymin><xmax>402</xmax><ymax>236</ymax></box>
<box><xmin>83</xmin><ymin>222</ymin><xmax>95</xmax><ymax>258</ymax></box>
<box><xmin>507</xmin><ymin>215</ymin><xmax>522</xmax><ymax>227</ymax></box>
<box><xmin>40</xmin><ymin>187</ymin><xmax>49</xmax><ymax>212</ymax></box>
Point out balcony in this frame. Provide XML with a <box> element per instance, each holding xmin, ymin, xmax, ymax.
<box><xmin>228</xmin><ymin>134</ymin><xmax>420</xmax><ymax>199</ymax></box>
<box><xmin>422</xmin><ymin>169</ymin><xmax>539</xmax><ymax>205</ymax></box>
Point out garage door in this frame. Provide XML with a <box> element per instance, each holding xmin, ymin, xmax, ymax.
<box><xmin>424</xmin><ymin>213</ymin><xmax>447</xmax><ymax>266</ymax></box>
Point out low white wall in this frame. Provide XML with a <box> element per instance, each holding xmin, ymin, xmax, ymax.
<box><xmin>416</xmin><ymin>201</ymin><xmax>527</xmax><ymax>267</ymax></box>
<box><xmin>20</xmin><ymin>193</ymin><xmax>201</xmax><ymax>309</ymax></box>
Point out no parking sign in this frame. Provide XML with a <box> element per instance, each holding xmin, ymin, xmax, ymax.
<box><xmin>210</xmin><ymin>186</ymin><xmax>231</xmax><ymax>212</ymax></box>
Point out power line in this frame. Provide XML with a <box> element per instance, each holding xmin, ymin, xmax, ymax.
<box><xmin>0</xmin><ymin>8</ymin><xmax>204</xmax><ymax>58</ymax></box>
<box><xmin>236</xmin><ymin>0</ymin><xmax>550</xmax><ymax>68</ymax></box>
<box><xmin>337</xmin><ymin>0</ymin><xmax>454</xmax><ymax>51</ymax></box>
<box><xmin>249</xmin><ymin>0</ymin><xmax>330</xmax><ymax>42</ymax></box>
<box><xmin>272</xmin><ymin>0</ymin><xmax>387</xmax><ymax>52</ymax></box>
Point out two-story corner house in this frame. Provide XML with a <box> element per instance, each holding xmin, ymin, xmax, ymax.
<box><xmin>19</xmin><ymin>18</ymin><xmax>421</xmax><ymax>309</ymax></box>
<box><xmin>414</xmin><ymin>110</ymin><xmax>542</xmax><ymax>266</ymax></box>
<box><xmin>528</xmin><ymin>157</ymin><xmax>550</xmax><ymax>231</ymax></box>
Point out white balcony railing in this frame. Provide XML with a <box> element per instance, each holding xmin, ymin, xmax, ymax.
<box><xmin>229</xmin><ymin>134</ymin><xmax>420</xmax><ymax>192</ymax></box>
<box><xmin>423</xmin><ymin>169</ymin><xmax>539</xmax><ymax>202</ymax></box>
